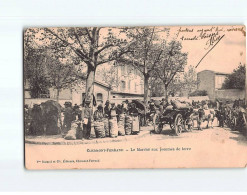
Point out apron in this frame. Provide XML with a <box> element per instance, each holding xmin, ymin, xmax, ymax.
<box><xmin>132</xmin><ymin>116</ymin><xmax>140</xmax><ymax>133</ymax></box>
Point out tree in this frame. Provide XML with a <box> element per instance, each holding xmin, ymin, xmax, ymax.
<box><xmin>116</xmin><ymin>27</ymin><xmax>168</xmax><ymax>106</ymax></box>
<box><xmin>183</xmin><ymin>65</ymin><xmax>198</xmax><ymax>94</ymax></box>
<box><xmin>24</xmin><ymin>48</ymin><xmax>51</xmax><ymax>98</ymax></box>
<box><xmin>222</xmin><ymin>63</ymin><xmax>246</xmax><ymax>90</ymax></box>
<box><xmin>45</xmin><ymin>54</ymin><xmax>86</xmax><ymax>101</ymax></box>
<box><xmin>24</xmin><ymin>31</ymin><xmax>86</xmax><ymax>99</ymax></box>
<box><xmin>30</xmin><ymin>27</ymin><xmax>132</xmax><ymax>103</ymax></box>
<box><xmin>100</xmin><ymin>66</ymin><xmax>120</xmax><ymax>90</ymax></box>
<box><xmin>154</xmin><ymin>40</ymin><xmax>188</xmax><ymax>100</ymax></box>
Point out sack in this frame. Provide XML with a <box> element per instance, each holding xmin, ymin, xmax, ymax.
<box><xmin>94</xmin><ymin>121</ymin><xmax>105</xmax><ymax>138</ymax></box>
<box><xmin>109</xmin><ymin>118</ymin><xmax>118</xmax><ymax>138</ymax></box>
<box><xmin>118</xmin><ymin>114</ymin><xmax>125</xmax><ymax>136</ymax></box>
<box><xmin>173</xmin><ymin>101</ymin><xmax>188</xmax><ymax>109</ymax></box>
<box><xmin>125</xmin><ymin>115</ymin><xmax>132</xmax><ymax>135</ymax></box>
<box><xmin>166</xmin><ymin>105</ymin><xmax>173</xmax><ymax>110</ymax></box>
<box><xmin>76</xmin><ymin>126</ymin><xmax>83</xmax><ymax>139</ymax></box>
<box><xmin>103</xmin><ymin>118</ymin><xmax>110</xmax><ymax>137</ymax></box>
<box><xmin>64</xmin><ymin>129</ymin><xmax>77</xmax><ymax>140</ymax></box>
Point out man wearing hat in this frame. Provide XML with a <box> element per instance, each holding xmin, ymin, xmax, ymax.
<box><xmin>109</xmin><ymin>103</ymin><xmax>117</xmax><ymax>119</ymax></box>
<box><xmin>104</xmin><ymin>100</ymin><xmax>110</xmax><ymax>118</ymax></box>
<box><xmin>63</xmin><ymin>101</ymin><xmax>75</xmax><ymax>135</ymax></box>
<box><xmin>81</xmin><ymin>99</ymin><xmax>93</xmax><ymax>140</ymax></box>
<box><xmin>94</xmin><ymin>104</ymin><xmax>104</xmax><ymax>122</ymax></box>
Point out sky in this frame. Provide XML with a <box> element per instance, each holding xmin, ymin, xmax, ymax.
<box><xmin>165</xmin><ymin>25</ymin><xmax>246</xmax><ymax>73</ymax></box>
<box><xmin>97</xmin><ymin>25</ymin><xmax>246</xmax><ymax>75</ymax></box>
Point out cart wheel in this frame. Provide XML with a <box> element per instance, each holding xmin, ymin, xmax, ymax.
<box><xmin>153</xmin><ymin>114</ymin><xmax>163</xmax><ymax>134</ymax></box>
<box><xmin>170</xmin><ymin>121</ymin><xmax>175</xmax><ymax>130</ymax></box>
<box><xmin>232</xmin><ymin>116</ymin><xmax>237</xmax><ymax>130</ymax></box>
<box><xmin>184</xmin><ymin>114</ymin><xmax>194</xmax><ymax>132</ymax></box>
<box><xmin>174</xmin><ymin>114</ymin><xmax>183</xmax><ymax>136</ymax></box>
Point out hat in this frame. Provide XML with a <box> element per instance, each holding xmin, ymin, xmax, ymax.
<box><xmin>97</xmin><ymin>104</ymin><xmax>103</xmax><ymax>109</ymax></box>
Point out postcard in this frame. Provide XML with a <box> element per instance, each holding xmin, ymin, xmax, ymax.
<box><xmin>24</xmin><ymin>25</ymin><xmax>247</xmax><ymax>169</ymax></box>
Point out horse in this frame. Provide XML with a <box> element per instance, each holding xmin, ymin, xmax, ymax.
<box><xmin>194</xmin><ymin>107</ymin><xmax>216</xmax><ymax>130</ymax></box>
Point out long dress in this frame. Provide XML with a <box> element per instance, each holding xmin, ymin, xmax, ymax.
<box><xmin>129</xmin><ymin>107</ymin><xmax>140</xmax><ymax>134</ymax></box>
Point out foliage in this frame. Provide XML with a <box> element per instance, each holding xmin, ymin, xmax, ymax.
<box><xmin>24</xmin><ymin>27</ymin><xmax>131</xmax><ymax>100</ymax></box>
<box><xmin>116</xmin><ymin>27</ymin><xmax>170</xmax><ymax>104</ymax></box>
<box><xmin>100</xmin><ymin>66</ymin><xmax>120</xmax><ymax>89</ymax></box>
<box><xmin>154</xmin><ymin>40</ymin><xmax>188</xmax><ymax>99</ymax></box>
<box><xmin>24</xmin><ymin>48</ymin><xmax>51</xmax><ymax>98</ymax></box>
<box><xmin>222</xmin><ymin>64</ymin><xmax>246</xmax><ymax>90</ymax></box>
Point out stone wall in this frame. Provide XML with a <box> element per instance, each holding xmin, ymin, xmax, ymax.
<box><xmin>215</xmin><ymin>89</ymin><xmax>245</xmax><ymax>100</ymax></box>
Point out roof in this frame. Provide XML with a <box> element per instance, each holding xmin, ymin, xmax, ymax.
<box><xmin>111</xmin><ymin>91</ymin><xmax>144</xmax><ymax>97</ymax></box>
<box><xmin>198</xmin><ymin>70</ymin><xmax>229</xmax><ymax>75</ymax></box>
<box><xmin>94</xmin><ymin>80</ymin><xmax>111</xmax><ymax>89</ymax></box>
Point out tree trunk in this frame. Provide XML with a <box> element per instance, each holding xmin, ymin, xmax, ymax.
<box><xmin>144</xmin><ymin>75</ymin><xmax>149</xmax><ymax>106</ymax></box>
<box><xmin>143</xmin><ymin>75</ymin><xmax>149</xmax><ymax>126</ymax></box>
<box><xmin>55</xmin><ymin>88</ymin><xmax>62</xmax><ymax>134</ymax></box>
<box><xmin>164</xmin><ymin>85</ymin><xmax>168</xmax><ymax>101</ymax></box>
<box><xmin>85</xmin><ymin>69</ymin><xmax>95</xmax><ymax>104</ymax></box>
<box><xmin>56</xmin><ymin>88</ymin><xmax>60</xmax><ymax>102</ymax></box>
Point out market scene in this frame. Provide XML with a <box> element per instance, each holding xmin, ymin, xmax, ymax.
<box><xmin>24</xmin><ymin>26</ymin><xmax>247</xmax><ymax>145</ymax></box>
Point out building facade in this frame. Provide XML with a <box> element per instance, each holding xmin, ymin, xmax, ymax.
<box><xmin>25</xmin><ymin>64</ymin><xmax>144</xmax><ymax>107</ymax></box>
<box><xmin>197</xmin><ymin>70</ymin><xmax>244</xmax><ymax>100</ymax></box>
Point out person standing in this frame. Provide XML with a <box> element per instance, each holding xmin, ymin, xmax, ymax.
<box><xmin>93</xmin><ymin>104</ymin><xmax>105</xmax><ymax>138</ymax></box>
<box><xmin>62</xmin><ymin>102</ymin><xmax>75</xmax><ymax>135</ymax></box>
<box><xmin>129</xmin><ymin>103</ymin><xmax>140</xmax><ymax>135</ymax></box>
<box><xmin>81</xmin><ymin>99</ymin><xmax>93</xmax><ymax>140</ymax></box>
<box><xmin>104</xmin><ymin>100</ymin><xmax>110</xmax><ymax>118</ymax></box>
<box><xmin>29</xmin><ymin>104</ymin><xmax>44</xmax><ymax>135</ymax></box>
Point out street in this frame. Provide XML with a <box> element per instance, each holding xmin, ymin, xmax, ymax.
<box><xmin>25</xmin><ymin>122</ymin><xmax>247</xmax><ymax>169</ymax></box>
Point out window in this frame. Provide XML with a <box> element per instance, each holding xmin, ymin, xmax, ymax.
<box><xmin>128</xmin><ymin>80</ymin><xmax>131</xmax><ymax>91</ymax></box>
<box><xmin>121</xmin><ymin>81</ymin><xmax>126</xmax><ymax>91</ymax></box>
<box><xmin>134</xmin><ymin>82</ymin><xmax>137</xmax><ymax>92</ymax></box>
<box><xmin>96</xmin><ymin>93</ymin><xmax>103</xmax><ymax>103</ymax></box>
<box><xmin>82</xmin><ymin>93</ymin><xmax>86</xmax><ymax>103</ymax></box>
<box><xmin>121</xmin><ymin>66</ymin><xmax>126</xmax><ymax>75</ymax></box>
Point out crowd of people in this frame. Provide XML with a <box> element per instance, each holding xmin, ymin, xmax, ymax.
<box><xmin>24</xmin><ymin>97</ymin><xmax>247</xmax><ymax>139</ymax></box>
<box><xmin>25</xmin><ymin>98</ymin><xmax>142</xmax><ymax>140</ymax></box>
<box><xmin>62</xmin><ymin>99</ymin><xmax>141</xmax><ymax>140</ymax></box>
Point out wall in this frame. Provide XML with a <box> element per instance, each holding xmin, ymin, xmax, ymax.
<box><xmin>215</xmin><ymin>89</ymin><xmax>245</xmax><ymax>100</ymax></box>
<box><xmin>197</xmin><ymin>70</ymin><xmax>215</xmax><ymax>100</ymax></box>
<box><xmin>25</xmin><ymin>83</ymin><xmax>110</xmax><ymax>106</ymax></box>
<box><xmin>70</xmin><ymin>83</ymin><xmax>110</xmax><ymax>105</ymax></box>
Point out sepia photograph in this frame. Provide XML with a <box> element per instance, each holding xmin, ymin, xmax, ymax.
<box><xmin>24</xmin><ymin>25</ymin><xmax>247</xmax><ymax>169</ymax></box>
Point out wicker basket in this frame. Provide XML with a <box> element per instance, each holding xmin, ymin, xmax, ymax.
<box><xmin>125</xmin><ymin>115</ymin><xmax>133</xmax><ymax>135</ymax></box>
<box><xmin>94</xmin><ymin>121</ymin><xmax>105</xmax><ymax>138</ymax></box>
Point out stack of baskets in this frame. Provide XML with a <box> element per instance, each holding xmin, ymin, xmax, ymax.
<box><xmin>125</xmin><ymin>115</ymin><xmax>132</xmax><ymax>135</ymax></box>
<box><xmin>118</xmin><ymin>114</ymin><xmax>125</xmax><ymax>136</ymax></box>
<box><xmin>94</xmin><ymin>121</ymin><xmax>105</xmax><ymax>138</ymax></box>
<box><xmin>103</xmin><ymin>118</ymin><xmax>110</xmax><ymax>137</ymax></box>
<box><xmin>109</xmin><ymin>117</ymin><xmax>118</xmax><ymax>138</ymax></box>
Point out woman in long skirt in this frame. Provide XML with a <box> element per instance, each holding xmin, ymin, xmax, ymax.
<box><xmin>129</xmin><ymin>103</ymin><xmax>140</xmax><ymax>135</ymax></box>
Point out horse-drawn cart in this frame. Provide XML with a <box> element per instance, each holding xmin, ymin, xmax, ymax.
<box><xmin>153</xmin><ymin>107</ymin><xmax>194</xmax><ymax>136</ymax></box>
